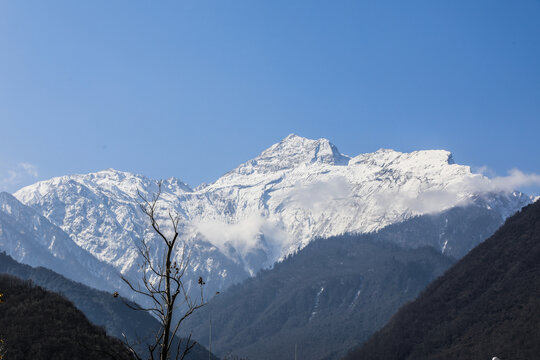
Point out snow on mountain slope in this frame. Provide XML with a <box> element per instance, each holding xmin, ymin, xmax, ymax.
<box><xmin>13</xmin><ymin>135</ymin><xmax>531</xmax><ymax>294</ymax></box>
<box><xmin>0</xmin><ymin>192</ymin><xmax>124</xmax><ymax>292</ymax></box>
<box><xmin>13</xmin><ymin>172</ymin><xmax>251</xmax><ymax>295</ymax></box>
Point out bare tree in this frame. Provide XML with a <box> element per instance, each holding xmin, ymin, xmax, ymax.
<box><xmin>121</xmin><ymin>182</ymin><xmax>206</xmax><ymax>360</ymax></box>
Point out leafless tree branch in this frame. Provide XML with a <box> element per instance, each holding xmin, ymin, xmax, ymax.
<box><xmin>119</xmin><ymin>182</ymin><xmax>207</xmax><ymax>360</ymax></box>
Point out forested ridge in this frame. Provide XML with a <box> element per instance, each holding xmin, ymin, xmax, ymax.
<box><xmin>0</xmin><ymin>252</ymin><xmax>217</xmax><ymax>360</ymax></box>
<box><xmin>0</xmin><ymin>274</ymin><xmax>131</xmax><ymax>360</ymax></box>
<box><xmin>345</xmin><ymin>200</ymin><xmax>540</xmax><ymax>360</ymax></box>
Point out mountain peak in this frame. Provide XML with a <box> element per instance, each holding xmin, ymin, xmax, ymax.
<box><xmin>282</xmin><ymin>133</ymin><xmax>301</xmax><ymax>141</ymax></box>
<box><xmin>233</xmin><ymin>135</ymin><xmax>350</xmax><ymax>175</ymax></box>
<box><xmin>81</xmin><ymin>168</ymin><xmax>144</xmax><ymax>182</ymax></box>
<box><xmin>279</xmin><ymin>133</ymin><xmax>330</xmax><ymax>147</ymax></box>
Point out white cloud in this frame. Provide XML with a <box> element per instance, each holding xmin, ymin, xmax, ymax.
<box><xmin>194</xmin><ymin>215</ymin><xmax>288</xmax><ymax>259</ymax></box>
<box><xmin>469</xmin><ymin>168</ymin><xmax>540</xmax><ymax>193</ymax></box>
<box><xmin>0</xmin><ymin>162</ymin><xmax>39</xmax><ymax>192</ymax></box>
<box><xmin>372</xmin><ymin>168</ymin><xmax>540</xmax><ymax>215</ymax></box>
<box><xmin>472</xmin><ymin>165</ymin><xmax>496</xmax><ymax>178</ymax></box>
<box><xmin>19</xmin><ymin>162</ymin><xmax>39</xmax><ymax>178</ymax></box>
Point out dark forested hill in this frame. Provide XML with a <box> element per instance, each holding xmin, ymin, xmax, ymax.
<box><xmin>0</xmin><ymin>252</ymin><xmax>216</xmax><ymax>360</ymax></box>
<box><xmin>183</xmin><ymin>234</ymin><xmax>455</xmax><ymax>360</ymax></box>
<box><xmin>345</xmin><ymin>200</ymin><xmax>540</xmax><ymax>360</ymax></box>
<box><xmin>0</xmin><ymin>274</ymin><xmax>131</xmax><ymax>360</ymax></box>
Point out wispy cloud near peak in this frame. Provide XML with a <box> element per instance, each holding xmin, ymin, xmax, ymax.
<box><xmin>0</xmin><ymin>163</ymin><xmax>39</xmax><ymax>193</ymax></box>
<box><xmin>468</xmin><ymin>168</ymin><xmax>540</xmax><ymax>194</ymax></box>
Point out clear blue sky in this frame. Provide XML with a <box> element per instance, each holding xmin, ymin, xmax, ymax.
<box><xmin>1</xmin><ymin>1</ymin><xmax>539</xmax><ymax>194</ymax></box>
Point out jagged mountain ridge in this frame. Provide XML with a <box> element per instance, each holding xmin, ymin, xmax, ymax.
<box><xmin>12</xmin><ymin>135</ymin><xmax>531</xmax><ymax>295</ymax></box>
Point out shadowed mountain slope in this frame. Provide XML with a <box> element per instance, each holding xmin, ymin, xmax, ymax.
<box><xmin>344</xmin><ymin>200</ymin><xmax>540</xmax><ymax>360</ymax></box>
<box><xmin>183</xmin><ymin>232</ymin><xmax>455</xmax><ymax>360</ymax></box>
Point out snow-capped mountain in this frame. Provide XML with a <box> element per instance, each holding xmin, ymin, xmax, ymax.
<box><xmin>12</xmin><ymin>135</ymin><xmax>531</xmax><ymax>296</ymax></box>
